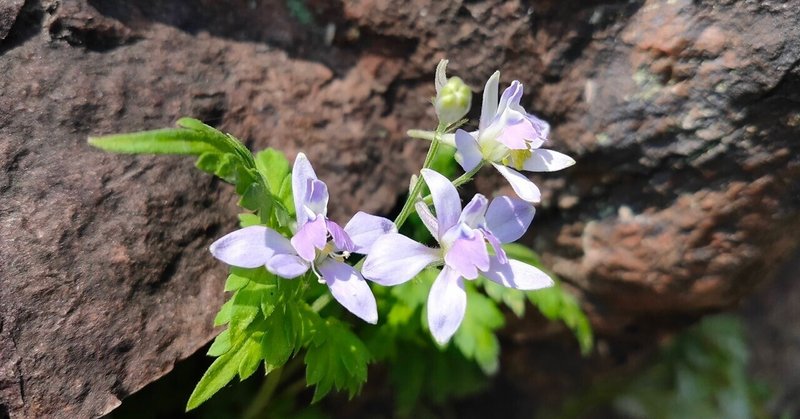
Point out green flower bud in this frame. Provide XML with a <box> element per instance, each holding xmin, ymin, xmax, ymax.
<box><xmin>433</xmin><ymin>60</ymin><xmax>472</xmax><ymax>126</ymax></box>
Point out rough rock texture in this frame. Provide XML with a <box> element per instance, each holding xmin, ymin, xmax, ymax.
<box><xmin>1</xmin><ymin>0</ymin><xmax>799</xmax><ymax>417</ymax></box>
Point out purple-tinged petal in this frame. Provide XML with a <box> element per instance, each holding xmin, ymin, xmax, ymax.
<box><xmin>420</xmin><ymin>169</ymin><xmax>461</xmax><ymax>236</ymax></box>
<box><xmin>482</xmin><ymin>257</ymin><xmax>554</xmax><ymax>290</ymax></box>
<box><xmin>303</xmin><ymin>179</ymin><xmax>329</xmax><ymax>218</ymax></box>
<box><xmin>326</xmin><ymin>220</ymin><xmax>355</xmax><ymax>253</ymax></box>
<box><xmin>291</xmin><ymin>215</ymin><xmax>327</xmax><ymax>261</ymax></box>
<box><xmin>362</xmin><ymin>233</ymin><xmax>441</xmax><ymax>286</ymax></box>
<box><xmin>458</xmin><ymin>194</ymin><xmax>488</xmax><ymax>229</ymax></box>
<box><xmin>267</xmin><ymin>254</ymin><xmax>309</xmax><ymax>279</ymax></box>
<box><xmin>318</xmin><ymin>259</ymin><xmax>378</xmax><ymax>324</ymax></box>
<box><xmin>479</xmin><ymin>71</ymin><xmax>500</xmax><ymax>131</ymax></box>
<box><xmin>443</xmin><ymin>225</ymin><xmax>489</xmax><ymax>280</ymax></box>
<box><xmin>497</xmin><ymin>120</ymin><xmax>537</xmax><ymax>150</ymax></box>
<box><xmin>292</xmin><ymin>152</ymin><xmax>318</xmax><ymax>227</ymax></box>
<box><xmin>414</xmin><ymin>202</ymin><xmax>439</xmax><ymax>239</ymax></box>
<box><xmin>482</xmin><ymin>229</ymin><xmax>507</xmax><ymax>264</ymax></box>
<box><xmin>497</xmin><ymin>80</ymin><xmax>524</xmax><ymax>114</ymax></box>
<box><xmin>485</xmin><ymin>196</ymin><xmax>535</xmax><ymax>243</ymax></box>
<box><xmin>525</xmin><ymin>113</ymin><xmax>551</xmax><ymax>140</ymax></box>
<box><xmin>521</xmin><ymin>149</ymin><xmax>576</xmax><ymax>172</ymax></box>
<box><xmin>427</xmin><ymin>267</ymin><xmax>466</xmax><ymax>345</ymax></box>
<box><xmin>210</xmin><ymin>226</ymin><xmax>294</xmax><ymax>268</ymax></box>
<box><xmin>491</xmin><ymin>163</ymin><xmax>541</xmax><ymax>203</ymax></box>
<box><xmin>455</xmin><ymin>129</ymin><xmax>482</xmax><ymax>172</ymax></box>
<box><xmin>343</xmin><ymin>211</ymin><xmax>397</xmax><ymax>254</ymax></box>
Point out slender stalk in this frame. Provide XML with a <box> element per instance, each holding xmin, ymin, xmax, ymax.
<box><xmin>243</xmin><ymin>367</ymin><xmax>284</xmax><ymax>419</ymax></box>
<box><xmin>394</xmin><ymin>123</ymin><xmax>446</xmax><ymax>229</ymax></box>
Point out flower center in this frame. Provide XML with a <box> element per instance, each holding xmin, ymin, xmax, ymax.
<box><xmin>502</xmin><ymin>148</ymin><xmax>533</xmax><ymax>170</ymax></box>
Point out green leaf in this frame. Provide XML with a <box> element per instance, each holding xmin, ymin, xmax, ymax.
<box><xmin>305</xmin><ymin>318</ymin><xmax>371</xmax><ymax>402</ymax></box>
<box><xmin>186</xmin><ymin>340</ymin><xmax>244</xmax><ymax>411</ymax></box>
<box><xmin>238</xmin><ymin>213</ymin><xmax>261</xmax><ymax>227</ymax></box>
<box><xmin>452</xmin><ymin>284</ymin><xmax>504</xmax><ymax>374</ymax></box>
<box><xmin>176</xmin><ymin>118</ymin><xmax>246</xmax><ymax>158</ymax></box>
<box><xmin>527</xmin><ymin>284</ymin><xmax>594</xmax><ymax>355</ymax></box>
<box><xmin>207</xmin><ymin>329</ymin><xmax>232</xmax><ymax>357</ymax></box>
<box><xmin>255</xmin><ymin>148</ymin><xmax>291</xmax><ymax>193</ymax></box>
<box><xmin>261</xmin><ymin>307</ymin><xmax>294</xmax><ymax>372</ymax></box>
<box><xmin>88</xmin><ymin>128</ymin><xmax>221</xmax><ymax>155</ymax></box>
<box><xmin>237</xmin><ymin>334</ymin><xmax>263</xmax><ymax>380</ymax></box>
<box><xmin>195</xmin><ymin>152</ymin><xmax>238</xmax><ymax>183</ymax></box>
<box><xmin>224</xmin><ymin>271</ymin><xmax>250</xmax><ymax>292</ymax></box>
<box><xmin>214</xmin><ymin>298</ymin><xmax>234</xmax><ymax>327</ymax></box>
<box><xmin>500</xmin><ymin>243</ymin><xmax>594</xmax><ymax>355</ymax></box>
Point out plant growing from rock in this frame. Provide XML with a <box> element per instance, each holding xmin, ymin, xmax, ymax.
<box><xmin>88</xmin><ymin>59</ymin><xmax>593</xmax><ymax>415</ymax></box>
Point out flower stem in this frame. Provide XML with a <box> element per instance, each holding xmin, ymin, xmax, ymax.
<box><xmin>243</xmin><ymin>366</ymin><xmax>283</xmax><ymax>419</ymax></box>
<box><xmin>394</xmin><ymin>123</ymin><xmax>446</xmax><ymax>229</ymax></box>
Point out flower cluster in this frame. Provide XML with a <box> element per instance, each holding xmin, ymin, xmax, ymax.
<box><xmin>209</xmin><ymin>61</ymin><xmax>574</xmax><ymax>344</ymax></box>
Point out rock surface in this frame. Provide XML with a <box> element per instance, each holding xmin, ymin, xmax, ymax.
<box><xmin>1</xmin><ymin>0</ymin><xmax>799</xmax><ymax>417</ymax></box>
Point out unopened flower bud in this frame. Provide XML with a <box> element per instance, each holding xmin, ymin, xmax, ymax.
<box><xmin>433</xmin><ymin>60</ymin><xmax>472</xmax><ymax>126</ymax></box>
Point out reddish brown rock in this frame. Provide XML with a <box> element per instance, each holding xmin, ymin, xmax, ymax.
<box><xmin>1</xmin><ymin>0</ymin><xmax>799</xmax><ymax>417</ymax></box>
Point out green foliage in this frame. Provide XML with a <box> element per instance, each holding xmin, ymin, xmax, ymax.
<box><xmin>453</xmin><ymin>284</ymin><xmax>504</xmax><ymax>374</ymax></box>
<box><xmin>612</xmin><ymin>315</ymin><xmax>770</xmax><ymax>419</ymax></box>
<box><xmin>500</xmin><ymin>243</ymin><xmax>594</xmax><ymax>355</ymax></box>
<box><xmin>305</xmin><ymin>318</ymin><xmax>371</xmax><ymax>402</ymax></box>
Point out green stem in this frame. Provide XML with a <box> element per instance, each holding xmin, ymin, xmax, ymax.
<box><xmin>394</xmin><ymin>123</ymin><xmax>446</xmax><ymax>229</ymax></box>
<box><xmin>310</xmin><ymin>293</ymin><xmax>332</xmax><ymax>313</ymax></box>
<box><xmin>406</xmin><ymin>129</ymin><xmax>436</xmax><ymax>141</ymax></box>
<box><xmin>419</xmin><ymin>161</ymin><xmax>485</xmax><ymax>205</ymax></box>
<box><xmin>243</xmin><ymin>367</ymin><xmax>284</xmax><ymax>419</ymax></box>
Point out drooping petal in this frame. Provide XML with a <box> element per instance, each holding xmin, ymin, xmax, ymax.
<box><xmin>492</xmin><ymin>163</ymin><xmax>542</xmax><ymax>203</ymax></box>
<box><xmin>458</xmin><ymin>194</ymin><xmax>488</xmax><ymax>229</ymax></box>
<box><xmin>482</xmin><ymin>228</ymin><xmax>508</xmax><ymax>264</ymax></box>
<box><xmin>521</xmin><ymin>149</ymin><xmax>576</xmax><ymax>172</ymax></box>
<box><xmin>303</xmin><ymin>179</ymin><xmax>329</xmax><ymax>218</ymax></box>
<box><xmin>291</xmin><ymin>215</ymin><xmax>327</xmax><ymax>261</ymax></box>
<box><xmin>479</xmin><ymin>71</ymin><xmax>500</xmax><ymax>131</ymax></box>
<box><xmin>292</xmin><ymin>152</ymin><xmax>318</xmax><ymax>227</ymax></box>
<box><xmin>326</xmin><ymin>220</ymin><xmax>355</xmax><ymax>253</ymax></box>
<box><xmin>455</xmin><ymin>129</ymin><xmax>482</xmax><ymax>172</ymax></box>
<box><xmin>362</xmin><ymin>233</ymin><xmax>441</xmax><ymax>286</ymax></box>
<box><xmin>427</xmin><ymin>267</ymin><xmax>467</xmax><ymax>345</ymax></box>
<box><xmin>210</xmin><ymin>226</ymin><xmax>294</xmax><ymax>268</ymax></box>
<box><xmin>342</xmin><ymin>211</ymin><xmax>397</xmax><ymax>254</ymax></box>
<box><xmin>485</xmin><ymin>196</ymin><xmax>535</xmax><ymax>243</ymax></box>
<box><xmin>443</xmin><ymin>225</ymin><xmax>490</xmax><ymax>280</ymax></box>
<box><xmin>482</xmin><ymin>257</ymin><xmax>554</xmax><ymax>290</ymax></box>
<box><xmin>266</xmin><ymin>254</ymin><xmax>310</xmax><ymax>279</ymax></box>
<box><xmin>421</xmin><ymin>169</ymin><xmax>461</xmax><ymax>236</ymax></box>
<box><xmin>318</xmin><ymin>259</ymin><xmax>378</xmax><ymax>324</ymax></box>
<box><xmin>414</xmin><ymin>201</ymin><xmax>439</xmax><ymax>239</ymax></box>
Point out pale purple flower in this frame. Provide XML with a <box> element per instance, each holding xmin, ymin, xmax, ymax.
<box><xmin>449</xmin><ymin>72</ymin><xmax>575</xmax><ymax>203</ymax></box>
<box><xmin>361</xmin><ymin>169</ymin><xmax>553</xmax><ymax>344</ymax></box>
<box><xmin>209</xmin><ymin>153</ymin><xmax>396</xmax><ymax>324</ymax></box>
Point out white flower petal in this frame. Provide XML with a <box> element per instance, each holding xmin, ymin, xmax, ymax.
<box><xmin>292</xmin><ymin>152</ymin><xmax>319</xmax><ymax>227</ymax></box>
<box><xmin>342</xmin><ymin>211</ymin><xmax>397</xmax><ymax>254</ymax></box>
<box><xmin>427</xmin><ymin>267</ymin><xmax>466</xmax><ymax>345</ymax></box>
<box><xmin>482</xmin><ymin>257</ymin><xmax>554</xmax><ymax>290</ymax></box>
<box><xmin>521</xmin><ymin>149</ymin><xmax>576</xmax><ymax>172</ymax></box>
<box><xmin>209</xmin><ymin>226</ymin><xmax>294</xmax><ymax>268</ymax></box>
<box><xmin>415</xmin><ymin>201</ymin><xmax>439</xmax><ymax>238</ymax></box>
<box><xmin>421</xmin><ymin>169</ymin><xmax>462</xmax><ymax>236</ymax></box>
<box><xmin>455</xmin><ymin>129</ymin><xmax>482</xmax><ymax>172</ymax></box>
<box><xmin>485</xmin><ymin>196</ymin><xmax>535</xmax><ymax>243</ymax></box>
<box><xmin>319</xmin><ymin>259</ymin><xmax>378</xmax><ymax>324</ymax></box>
<box><xmin>479</xmin><ymin>71</ymin><xmax>500</xmax><ymax>131</ymax></box>
<box><xmin>361</xmin><ymin>233</ymin><xmax>441</xmax><ymax>286</ymax></box>
<box><xmin>492</xmin><ymin>163</ymin><xmax>541</xmax><ymax>203</ymax></box>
